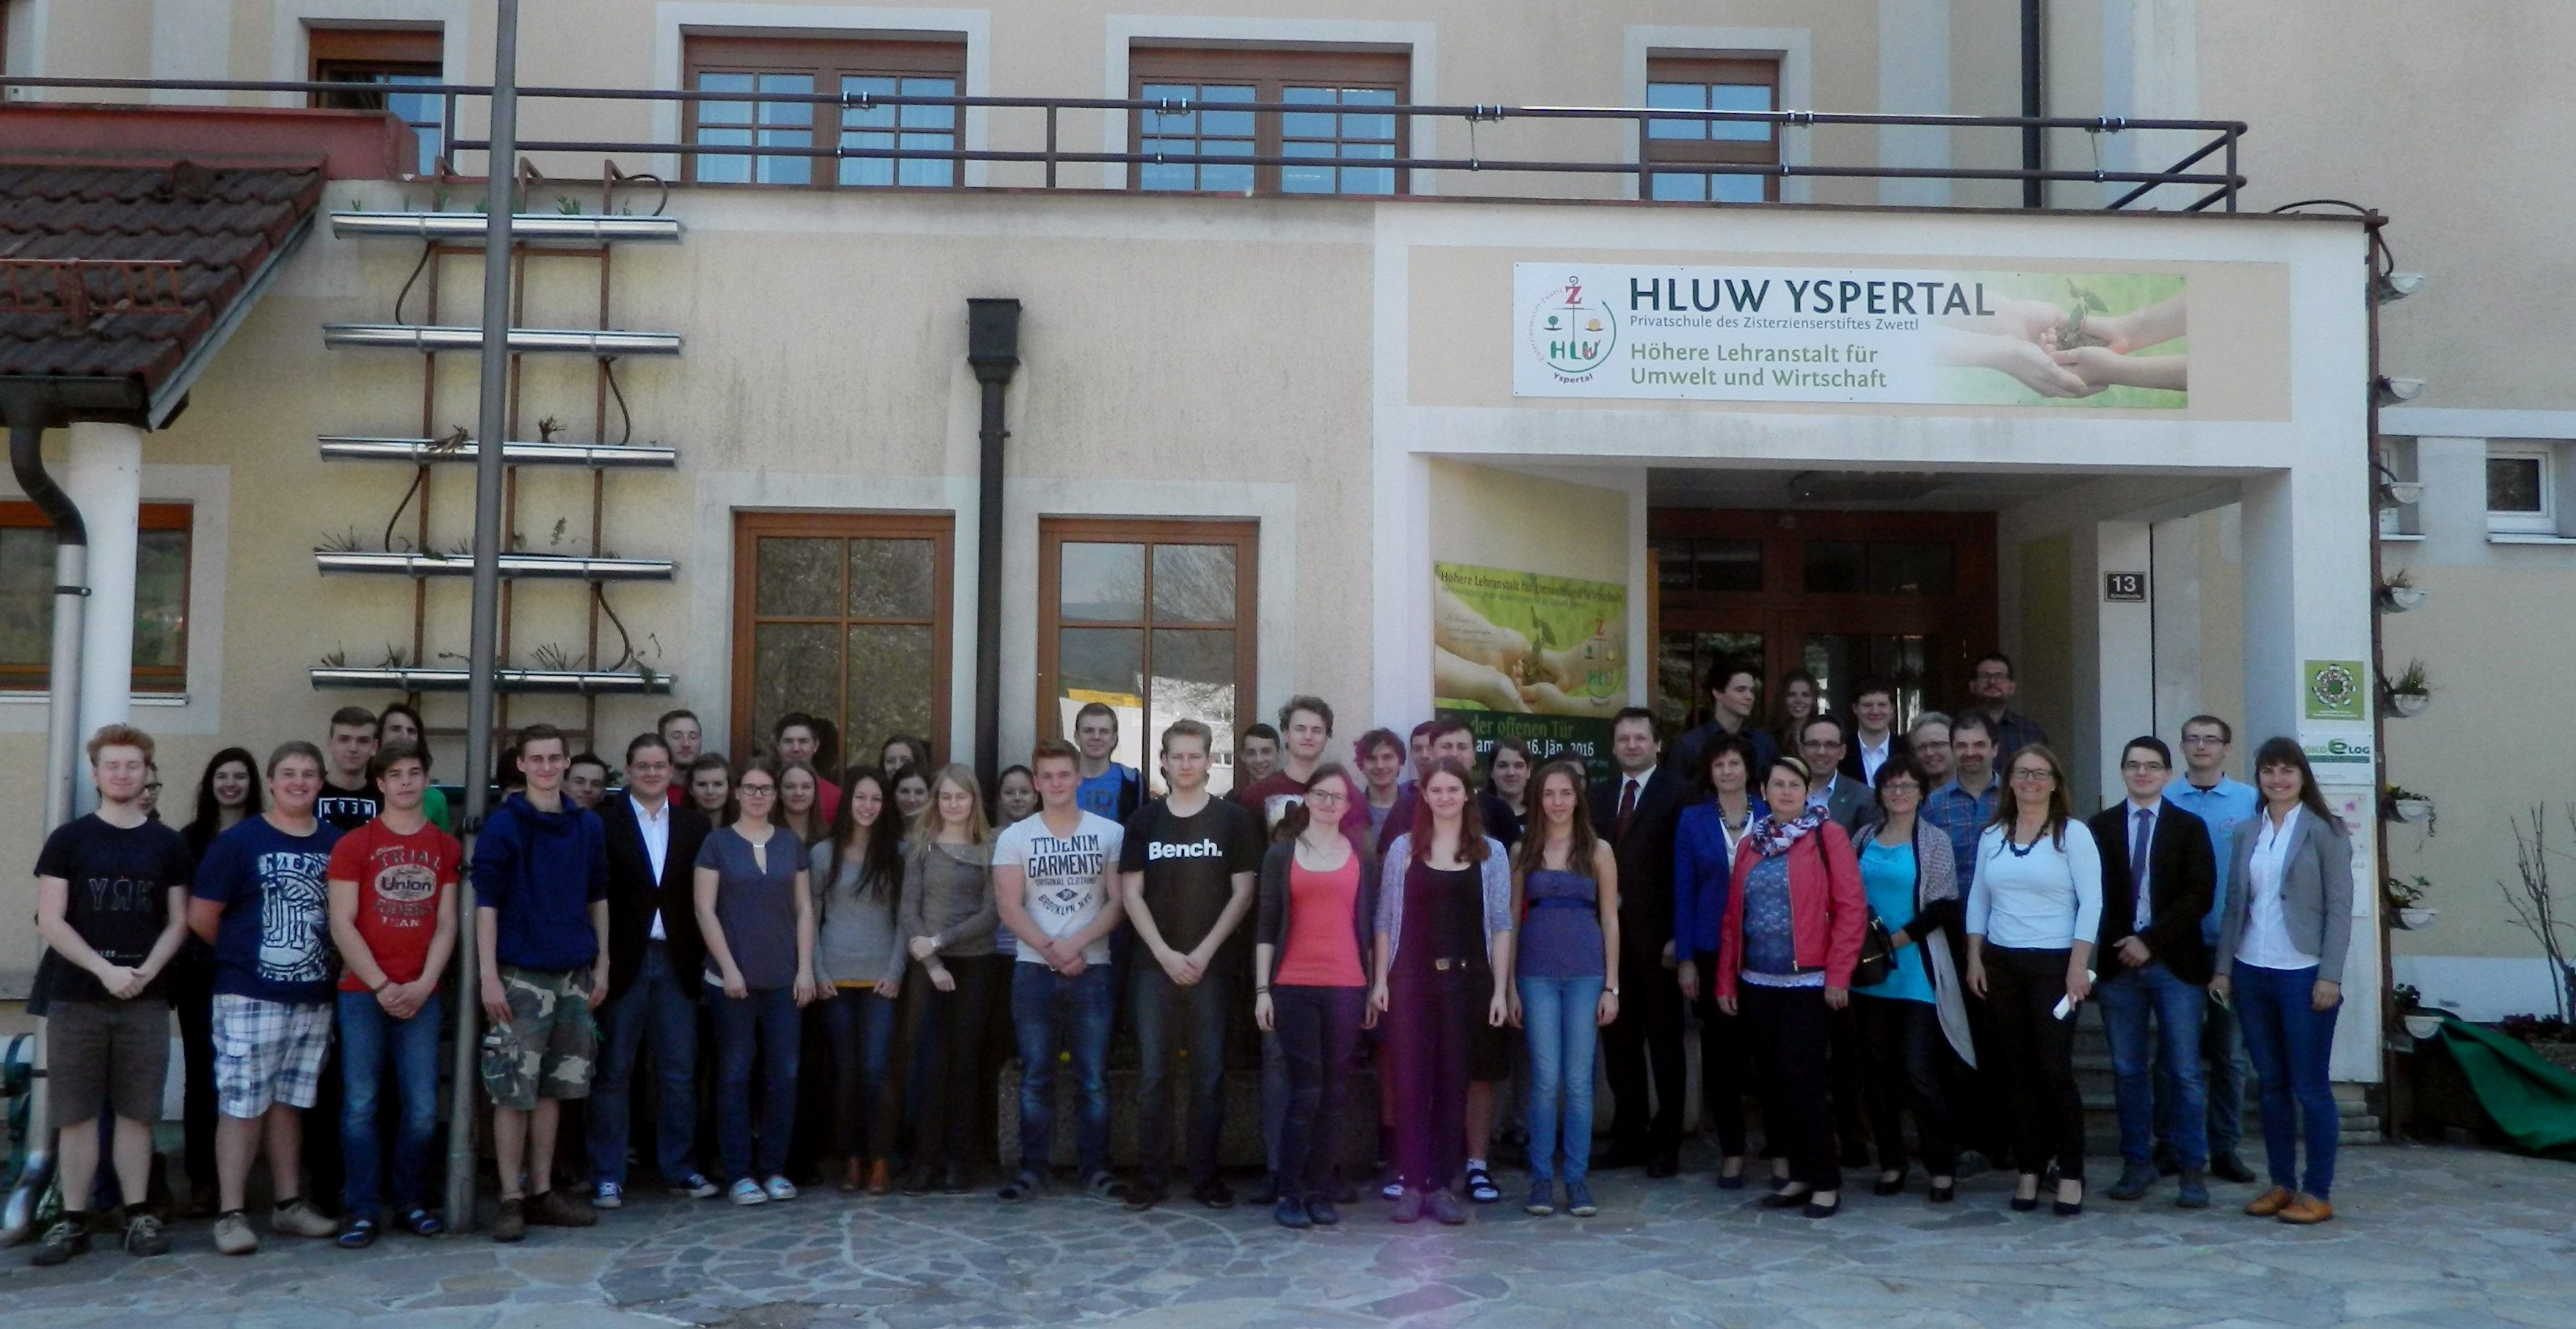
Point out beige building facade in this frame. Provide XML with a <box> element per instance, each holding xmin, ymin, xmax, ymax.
<box><xmin>2</xmin><ymin>0</ymin><xmax>2569</xmax><ymax>1089</ymax></box>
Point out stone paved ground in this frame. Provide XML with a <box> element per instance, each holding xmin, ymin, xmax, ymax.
<box><xmin>3</xmin><ymin>1141</ymin><xmax>2571</xmax><ymax>1328</ymax></box>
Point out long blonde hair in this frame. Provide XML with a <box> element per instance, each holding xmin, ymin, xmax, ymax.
<box><xmin>910</xmin><ymin>762</ymin><xmax>993</xmax><ymax>852</ymax></box>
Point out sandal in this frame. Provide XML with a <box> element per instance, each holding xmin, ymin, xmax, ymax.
<box><xmin>1085</xmin><ymin>1170</ymin><xmax>1130</xmax><ymax>1203</ymax></box>
<box><xmin>399</xmin><ymin>1209</ymin><xmax>444</xmax><ymax>1237</ymax></box>
<box><xmin>1465</xmin><ymin>1165</ymin><xmax>1502</xmax><ymax>1204</ymax></box>
<box><xmin>996</xmin><ymin>1170</ymin><xmax>1045</xmax><ymax>1204</ymax></box>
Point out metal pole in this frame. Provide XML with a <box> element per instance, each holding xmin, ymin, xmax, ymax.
<box><xmin>2022</xmin><ymin>0</ymin><xmax>2046</xmax><ymax>208</ymax></box>
<box><xmin>965</xmin><ymin>299</ymin><xmax>1021</xmax><ymax>792</ymax></box>
<box><xmin>446</xmin><ymin>0</ymin><xmax>520</xmax><ymax>1229</ymax></box>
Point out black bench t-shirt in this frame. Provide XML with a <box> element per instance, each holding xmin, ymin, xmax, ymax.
<box><xmin>1118</xmin><ymin>796</ymin><xmax>1263</xmax><ymax>955</ymax></box>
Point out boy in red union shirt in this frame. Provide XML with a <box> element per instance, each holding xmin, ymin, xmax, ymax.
<box><xmin>324</xmin><ymin>741</ymin><xmax>461</xmax><ymax>1245</ymax></box>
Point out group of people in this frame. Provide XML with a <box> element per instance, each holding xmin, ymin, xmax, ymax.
<box><xmin>20</xmin><ymin>656</ymin><xmax>2358</xmax><ymax>1265</ymax></box>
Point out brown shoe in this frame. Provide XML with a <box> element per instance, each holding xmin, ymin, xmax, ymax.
<box><xmin>524</xmin><ymin>1188</ymin><xmax>598</xmax><ymax>1228</ymax></box>
<box><xmin>2243</xmin><ymin>1186</ymin><xmax>2294</xmax><ymax>1217</ymax></box>
<box><xmin>2276</xmin><ymin>1194</ymin><xmax>2334</xmax><ymax>1225</ymax></box>
<box><xmin>864</xmin><ymin>1159</ymin><xmax>892</xmax><ymax>1197</ymax></box>
<box><xmin>491</xmin><ymin>1198</ymin><xmax>526</xmax><ymax>1243</ymax></box>
<box><xmin>841</xmin><ymin>1157</ymin><xmax>865</xmax><ymax>1193</ymax></box>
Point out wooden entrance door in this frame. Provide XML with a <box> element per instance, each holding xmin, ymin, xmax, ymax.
<box><xmin>1650</xmin><ymin>509</ymin><xmax>1998</xmax><ymax>736</ymax></box>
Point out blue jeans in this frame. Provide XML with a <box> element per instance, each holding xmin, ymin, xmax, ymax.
<box><xmin>1009</xmin><ymin>962</ymin><xmax>1114</xmax><ymax>1176</ymax></box>
<box><xmin>1517</xmin><ymin>975</ymin><xmax>1604</xmax><ymax>1185</ymax></box>
<box><xmin>338</xmin><ymin>988</ymin><xmax>443</xmax><ymax>1217</ymax></box>
<box><xmin>820</xmin><ymin>987</ymin><xmax>899</xmax><ymax>1162</ymax></box>
<box><xmin>2096</xmin><ymin>961</ymin><xmax>2207</xmax><ymax>1169</ymax></box>
<box><xmin>711</xmin><ymin>985</ymin><xmax>801</xmax><ymax>1184</ymax></box>
<box><xmin>2201</xmin><ymin>997</ymin><xmax>2249</xmax><ymax>1157</ymax></box>
<box><xmin>1131</xmin><ymin>960</ymin><xmax>1230</xmax><ymax>1187</ymax></box>
<box><xmin>589</xmin><ymin>942</ymin><xmax>702</xmax><ymax>1188</ymax></box>
<box><xmin>2232</xmin><ymin>962</ymin><xmax>2341</xmax><ymax>1198</ymax></box>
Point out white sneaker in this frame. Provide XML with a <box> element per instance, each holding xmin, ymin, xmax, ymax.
<box><xmin>762</xmin><ymin>1176</ymin><xmax>798</xmax><ymax>1202</ymax></box>
<box><xmin>592</xmin><ymin>1181</ymin><xmax>624</xmax><ymax>1209</ymax></box>
<box><xmin>728</xmin><ymin>1178</ymin><xmax>768</xmax><ymax>1206</ymax></box>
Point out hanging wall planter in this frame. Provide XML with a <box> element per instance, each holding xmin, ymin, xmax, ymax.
<box><xmin>2383</xmin><ymin>659</ymin><xmax>2433</xmax><ymax>717</ymax></box>
<box><xmin>2398</xmin><ymin>906</ymin><xmax>2438</xmax><ymax>931</ymax></box>
<box><xmin>2403</xmin><ymin>1012</ymin><xmax>2445</xmax><ymax>1039</ymax></box>
<box><xmin>2377</xmin><ymin>570</ymin><xmax>2426</xmax><ymax>613</ymax></box>
<box><xmin>2383</xmin><ymin>788</ymin><xmax>2436</xmax><ymax>826</ymax></box>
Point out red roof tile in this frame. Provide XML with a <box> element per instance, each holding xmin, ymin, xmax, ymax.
<box><xmin>0</xmin><ymin>160</ymin><xmax>322</xmax><ymax>404</ymax></box>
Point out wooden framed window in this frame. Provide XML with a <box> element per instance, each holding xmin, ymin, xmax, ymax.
<box><xmin>1039</xmin><ymin>519</ymin><xmax>1258</xmax><ymax>795</ymax></box>
<box><xmin>683</xmin><ymin>34</ymin><xmax>965</xmax><ymax>189</ymax></box>
<box><xmin>0</xmin><ymin>503</ymin><xmax>192</xmax><ymax>693</ymax></box>
<box><xmin>1642</xmin><ymin>54</ymin><xmax>1782</xmax><ymax>203</ymax></box>
<box><xmin>731</xmin><ymin>511</ymin><xmax>954</xmax><ymax>768</ymax></box>
<box><xmin>1130</xmin><ymin>45</ymin><xmax>1408</xmax><ymax>197</ymax></box>
<box><xmin>308</xmin><ymin>26</ymin><xmax>446</xmax><ymax>175</ymax></box>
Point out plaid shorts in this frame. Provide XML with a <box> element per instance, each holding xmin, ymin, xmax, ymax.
<box><xmin>213</xmin><ymin>993</ymin><xmax>334</xmax><ymax>1118</ymax></box>
<box><xmin>480</xmin><ymin>965</ymin><xmax>598</xmax><ymax>1111</ymax></box>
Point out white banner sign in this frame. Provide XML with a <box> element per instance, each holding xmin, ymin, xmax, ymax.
<box><xmin>1511</xmin><ymin>263</ymin><xmax>2189</xmax><ymax>408</ymax></box>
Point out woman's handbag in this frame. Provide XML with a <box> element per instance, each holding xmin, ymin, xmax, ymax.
<box><xmin>1851</xmin><ymin>915</ymin><xmax>1898</xmax><ymax>988</ymax></box>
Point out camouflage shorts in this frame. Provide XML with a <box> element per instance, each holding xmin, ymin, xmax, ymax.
<box><xmin>480</xmin><ymin>965</ymin><xmax>598</xmax><ymax>1110</ymax></box>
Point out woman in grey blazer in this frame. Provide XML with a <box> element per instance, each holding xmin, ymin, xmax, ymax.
<box><xmin>2211</xmin><ymin>738</ymin><xmax>2352</xmax><ymax>1226</ymax></box>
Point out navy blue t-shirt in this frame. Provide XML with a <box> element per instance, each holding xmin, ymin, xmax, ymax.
<box><xmin>192</xmin><ymin>815</ymin><xmax>344</xmax><ymax>1005</ymax></box>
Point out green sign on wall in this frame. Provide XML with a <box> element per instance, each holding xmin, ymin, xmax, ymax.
<box><xmin>2303</xmin><ymin>660</ymin><xmax>2368</xmax><ymax>721</ymax></box>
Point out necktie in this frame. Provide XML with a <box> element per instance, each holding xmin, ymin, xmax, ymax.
<box><xmin>2132</xmin><ymin>806</ymin><xmax>2154</xmax><ymax>925</ymax></box>
<box><xmin>1617</xmin><ymin>778</ymin><xmax>1639</xmax><ymax>839</ymax></box>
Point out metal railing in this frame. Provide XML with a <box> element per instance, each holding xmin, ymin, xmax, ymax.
<box><xmin>0</xmin><ymin>75</ymin><xmax>2249</xmax><ymax>211</ymax></box>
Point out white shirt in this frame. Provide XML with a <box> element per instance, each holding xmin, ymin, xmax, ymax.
<box><xmin>2126</xmin><ymin>797</ymin><xmax>2163</xmax><ymax>933</ymax></box>
<box><xmin>2237</xmin><ymin>805</ymin><xmax>2319</xmax><ymax>971</ymax></box>
<box><xmin>1615</xmin><ymin>767</ymin><xmax>1656</xmax><ymax>820</ymax></box>
<box><xmin>1857</xmin><ymin>735</ymin><xmax>1893</xmax><ymax>784</ymax></box>
<box><xmin>631</xmin><ymin>793</ymin><xmax>672</xmax><ymax>941</ymax></box>
<box><xmin>991</xmin><ymin>810</ymin><xmax>1125</xmax><ymax>965</ymax></box>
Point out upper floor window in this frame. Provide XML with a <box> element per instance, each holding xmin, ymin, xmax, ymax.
<box><xmin>1131</xmin><ymin>46</ymin><xmax>1407</xmax><ymax>197</ymax></box>
<box><xmin>2487</xmin><ymin>443</ymin><xmax>2559</xmax><ymax>535</ymax></box>
<box><xmin>308</xmin><ymin>26</ymin><xmax>444</xmax><ymax>175</ymax></box>
<box><xmin>684</xmin><ymin>35</ymin><xmax>965</xmax><ymax>189</ymax></box>
<box><xmin>0</xmin><ymin>502</ymin><xmax>192</xmax><ymax>693</ymax></box>
<box><xmin>1643</xmin><ymin>54</ymin><xmax>1781</xmax><ymax>203</ymax></box>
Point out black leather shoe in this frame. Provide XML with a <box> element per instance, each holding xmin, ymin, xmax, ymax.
<box><xmin>1246</xmin><ymin>1174</ymin><xmax>1280</xmax><ymax>1207</ymax></box>
<box><xmin>1803</xmin><ymin>1196</ymin><xmax>1840</xmax><ymax>1219</ymax></box>
<box><xmin>2210</xmin><ymin>1152</ymin><xmax>2257</xmax><ymax>1184</ymax></box>
<box><xmin>1644</xmin><ymin>1151</ymin><xmax>1679</xmax><ymax>1179</ymax></box>
<box><xmin>1715</xmin><ymin>1170</ymin><xmax>1746</xmax><ymax>1192</ymax></box>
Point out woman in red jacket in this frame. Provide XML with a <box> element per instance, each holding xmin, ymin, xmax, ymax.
<box><xmin>1716</xmin><ymin>756</ymin><xmax>1867</xmax><ymax>1218</ymax></box>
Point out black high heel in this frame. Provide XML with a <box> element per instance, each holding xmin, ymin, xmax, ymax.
<box><xmin>1757</xmin><ymin>1187</ymin><xmax>1813</xmax><ymax>1209</ymax></box>
<box><xmin>2053</xmin><ymin>1180</ymin><xmax>2085</xmax><ymax>1217</ymax></box>
<box><xmin>1803</xmin><ymin>1195</ymin><xmax>1840</xmax><ymax>1219</ymax></box>
<box><xmin>1716</xmin><ymin>1158</ymin><xmax>1747</xmax><ymax>1191</ymax></box>
<box><xmin>2011</xmin><ymin>1173</ymin><xmax>2042</xmax><ymax>1212</ymax></box>
<box><xmin>1872</xmin><ymin>1171</ymin><xmax>1905</xmax><ymax>1198</ymax></box>
<box><xmin>1929</xmin><ymin>1179</ymin><xmax>1956</xmax><ymax>1204</ymax></box>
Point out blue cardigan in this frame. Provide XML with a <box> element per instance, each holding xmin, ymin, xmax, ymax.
<box><xmin>1672</xmin><ymin>796</ymin><xmax>1770</xmax><ymax>958</ymax></box>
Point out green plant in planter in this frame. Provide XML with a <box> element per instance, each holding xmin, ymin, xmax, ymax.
<box><xmin>2387</xmin><ymin>659</ymin><xmax>2431</xmax><ymax>696</ymax></box>
<box><xmin>2387</xmin><ymin>875</ymin><xmax>2430</xmax><ymax>909</ymax></box>
<box><xmin>2392</xmin><ymin>983</ymin><xmax>2423</xmax><ymax>1011</ymax></box>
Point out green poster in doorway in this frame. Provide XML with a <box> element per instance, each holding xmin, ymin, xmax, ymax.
<box><xmin>1434</xmin><ymin>561</ymin><xmax>1628</xmax><ymax>779</ymax></box>
<box><xmin>2304</xmin><ymin>659</ymin><xmax>2368</xmax><ymax>721</ymax></box>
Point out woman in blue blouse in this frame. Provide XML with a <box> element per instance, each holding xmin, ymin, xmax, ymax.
<box><xmin>1673</xmin><ymin>732</ymin><xmax>1768</xmax><ymax>1188</ymax></box>
<box><xmin>1965</xmin><ymin>743</ymin><xmax>2100</xmax><ymax>1216</ymax></box>
<box><xmin>1851</xmin><ymin>753</ymin><xmax>1975</xmax><ymax>1202</ymax></box>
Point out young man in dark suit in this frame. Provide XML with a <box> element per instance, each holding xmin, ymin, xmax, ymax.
<box><xmin>587</xmin><ymin>732</ymin><xmax>718</xmax><ymax>1206</ymax></box>
<box><xmin>2089</xmin><ymin>736</ymin><xmax>2218</xmax><ymax>1209</ymax></box>
<box><xmin>1589</xmin><ymin>707</ymin><xmax>1687</xmax><ymax>1177</ymax></box>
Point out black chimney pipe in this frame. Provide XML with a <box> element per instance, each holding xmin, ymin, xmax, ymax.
<box><xmin>2022</xmin><ymin>0</ymin><xmax>2046</xmax><ymax>208</ymax></box>
<box><xmin>966</xmin><ymin>299</ymin><xmax>1022</xmax><ymax>793</ymax></box>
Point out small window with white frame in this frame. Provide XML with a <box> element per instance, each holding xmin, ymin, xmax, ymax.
<box><xmin>2486</xmin><ymin>442</ymin><xmax>2557</xmax><ymax>535</ymax></box>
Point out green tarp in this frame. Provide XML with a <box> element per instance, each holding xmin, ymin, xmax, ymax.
<box><xmin>2435</xmin><ymin>1016</ymin><xmax>2576</xmax><ymax>1157</ymax></box>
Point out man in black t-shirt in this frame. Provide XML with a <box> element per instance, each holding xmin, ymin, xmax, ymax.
<box><xmin>29</xmin><ymin>724</ymin><xmax>195</xmax><ymax>1266</ymax></box>
<box><xmin>1117</xmin><ymin>719</ymin><xmax>1262</xmax><ymax>1212</ymax></box>
<box><xmin>318</xmin><ymin>704</ymin><xmax>383</xmax><ymax>831</ymax></box>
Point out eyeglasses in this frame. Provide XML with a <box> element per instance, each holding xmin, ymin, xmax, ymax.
<box><xmin>1304</xmin><ymin>788</ymin><xmax>1349</xmax><ymax>805</ymax></box>
<box><xmin>2009</xmin><ymin>768</ymin><xmax>2055</xmax><ymax>782</ymax></box>
<box><xmin>2180</xmin><ymin>735</ymin><xmax>2226</xmax><ymax>746</ymax></box>
<box><xmin>738</xmin><ymin>783</ymin><xmax>777</xmax><ymax>796</ymax></box>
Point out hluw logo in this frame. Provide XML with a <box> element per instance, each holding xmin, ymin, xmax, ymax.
<box><xmin>1528</xmin><ymin>275</ymin><xmax>1618</xmax><ymax>378</ymax></box>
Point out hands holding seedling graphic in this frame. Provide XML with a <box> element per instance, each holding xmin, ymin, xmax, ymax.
<box><xmin>1935</xmin><ymin>286</ymin><xmax>2188</xmax><ymax>398</ymax></box>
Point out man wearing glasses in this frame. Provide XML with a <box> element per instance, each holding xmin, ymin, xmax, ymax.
<box><xmin>2086</xmin><ymin>738</ymin><xmax>2217</xmax><ymax>1209</ymax></box>
<box><xmin>2161</xmin><ymin>715</ymin><xmax>2262</xmax><ymax>1184</ymax></box>
<box><xmin>1964</xmin><ymin>653</ymin><xmax>2048</xmax><ymax>760</ymax></box>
